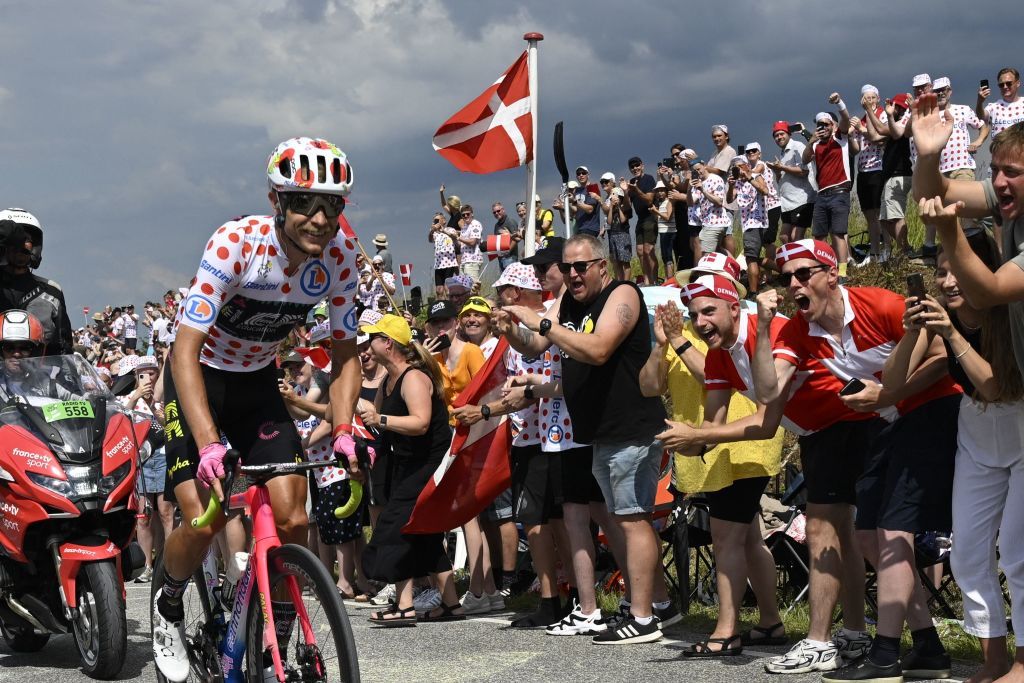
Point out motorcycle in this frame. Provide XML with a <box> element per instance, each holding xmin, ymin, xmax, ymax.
<box><xmin>0</xmin><ymin>353</ymin><xmax>147</xmax><ymax>679</ymax></box>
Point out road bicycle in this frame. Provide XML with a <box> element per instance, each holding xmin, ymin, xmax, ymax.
<box><xmin>151</xmin><ymin>451</ymin><xmax>360</xmax><ymax>682</ymax></box>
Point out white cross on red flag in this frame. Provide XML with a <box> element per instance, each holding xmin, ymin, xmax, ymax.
<box><xmin>399</xmin><ymin>263</ymin><xmax>413</xmax><ymax>286</ymax></box>
<box><xmin>432</xmin><ymin>51</ymin><xmax>533</xmax><ymax>174</ymax></box>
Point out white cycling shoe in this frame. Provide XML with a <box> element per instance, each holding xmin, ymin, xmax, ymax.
<box><xmin>153</xmin><ymin>589</ymin><xmax>190</xmax><ymax>682</ymax></box>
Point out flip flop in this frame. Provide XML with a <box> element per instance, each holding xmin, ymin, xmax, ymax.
<box><xmin>368</xmin><ymin>604</ymin><xmax>417</xmax><ymax>628</ymax></box>
<box><xmin>417</xmin><ymin>602</ymin><xmax>466</xmax><ymax>623</ymax></box>
<box><xmin>681</xmin><ymin>634</ymin><xmax>743</xmax><ymax>658</ymax></box>
<box><xmin>740</xmin><ymin>622</ymin><xmax>788</xmax><ymax>646</ymax></box>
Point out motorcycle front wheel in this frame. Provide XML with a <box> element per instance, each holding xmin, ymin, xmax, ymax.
<box><xmin>72</xmin><ymin>560</ymin><xmax>127</xmax><ymax>679</ymax></box>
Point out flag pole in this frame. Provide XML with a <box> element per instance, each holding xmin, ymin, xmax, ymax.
<box><xmin>523</xmin><ymin>32</ymin><xmax>543</xmax><ymax>257</ymax></box>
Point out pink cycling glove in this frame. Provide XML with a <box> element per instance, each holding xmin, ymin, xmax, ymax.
<box><xmin>332</xmin><ymin>434</ymin><xmax>376</xmax><ymax>471</ymax></box>
<box><xmin>197</xmin><ymin>442</ymin><xmax>227</xmax><ymax>488</ymax></box>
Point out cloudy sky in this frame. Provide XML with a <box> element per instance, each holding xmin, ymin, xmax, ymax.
<box><xmin>0</xmin><ymin>0</ymin><xmax>1017</xmax><ymax>323</ymax></box>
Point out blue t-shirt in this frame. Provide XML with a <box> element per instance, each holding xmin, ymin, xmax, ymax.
<box><xmin>573</xmin><ymin>189</ymin><xmax>601</xmax><ymax>235</ymax></box>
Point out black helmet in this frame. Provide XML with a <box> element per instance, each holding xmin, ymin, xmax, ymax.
<box><xmin>0</xmin><ymin>208</ymin><xmax>43</xmax><ymax>269</ymax></box>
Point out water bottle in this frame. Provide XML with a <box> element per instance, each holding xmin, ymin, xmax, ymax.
<box><xmin>221</xmin><ymin>551</ymin><xmax>249</xmax><ymax>607</ymax></box>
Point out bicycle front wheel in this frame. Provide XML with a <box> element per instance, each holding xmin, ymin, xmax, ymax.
<box><xmin>245</xmin><ymin>544</ymin><xmax>360</xmax><ymax>682</ymax></box>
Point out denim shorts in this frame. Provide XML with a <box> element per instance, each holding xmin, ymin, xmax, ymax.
<box><xmin>592</xmin><ymin>439</ymin><xmax>662</xmax><ymax>515</ymax></box>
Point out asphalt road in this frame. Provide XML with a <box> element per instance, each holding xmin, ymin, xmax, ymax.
<box><xmin>0</xmin><ymin>580</ymin><xmax>973</xmax><ymax>682</ymax></box>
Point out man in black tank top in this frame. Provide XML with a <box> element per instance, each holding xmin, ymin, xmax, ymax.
<box><xmin>499</xmin><ymin>234</ymin><xmax>669</xmax><ymax>645</ymax></box>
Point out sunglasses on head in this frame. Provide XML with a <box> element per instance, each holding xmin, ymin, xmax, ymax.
<box><xmin>557</xmin><ymin>258</ymin><xmax>602</xmax><ymax>275</ymax></box>
<box><xmin>776</xmin><ymin>264</ymin><xmax>830</xmax><ymax>286</ymax></box>
<box><xmin>466</xmin><ymin>297</ymin><xmax>490</xmax><ymax>308</ymax></box>
<box><xmin>283</xmin><ymin>192</ymin><xmax>345</xmax><ymax>218</ymax></box>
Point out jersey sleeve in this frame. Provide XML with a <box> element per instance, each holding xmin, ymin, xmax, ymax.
<box><xmin>963</xmin><ymin>105</ymin><xmax>984</xmax><ymax>129</ymax></box>
<box><xmin>702</xmin><ymin>349</ymin><xmax>736</xmax><ymax>392</ymax></box>
<box><xmin>326</xmin><ymin>238</ymin><xmax>361</xmax><ymax>342</ymax></box>
<box><xmin>772</xmin><ymin>317</ymin><xmax>805</xmax><ymax>366</ymax></box>
<box><xmin>177</xmin><ymin>225</ymin><xmax>245</xmax><ymax>335</ymax></box>
<box><xmin>877</xmin><ymin>288</ymin><xmax>908</xmax><ymax>341</ymax></box>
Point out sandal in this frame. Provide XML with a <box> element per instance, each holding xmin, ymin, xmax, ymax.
<box><xmin>681</xmin><ymin>634</ymin><xmax>743</xmax><ymax>658</ymax></box>
<box><xmin>417</xmin><ymin>602</ymin><xmax>466</xmax><ymax>623</ymax></box>
<box><xmin>739</xmin><ymin>622</ymin><xmax>787</xmax><ymax>646</ymax></box>
<box><xmin>368</xmin><ymin>604</ymin><xmax>417</xmax><ymax>628</ymax></box>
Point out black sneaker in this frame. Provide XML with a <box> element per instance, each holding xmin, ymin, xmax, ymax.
<box><xmin>592</xmin><ymin>616</ymin><xmax>662</xmax><ymax>645</ymax></box>
<box><xmin>652</xmin><ymin>602</ymin><xmax>681</xmax><ymax>629</ymax></box>
<box><xmin>901</xmin><ymin>648</ymin><xmax>951</xmax><ymax>680</ymax></box>
<box><xmin>821</xmin><ymin>656</ymin><xmax>903</xmax><ymax>683</ymax></box>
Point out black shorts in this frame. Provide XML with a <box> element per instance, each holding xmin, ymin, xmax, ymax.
<box><xmin>511</xmin><ymin>444</ymin><xmax>562</xmax><ymax>525</ymax></box>
<box><xmin>855</xmin><ymin>394</ymin><xmax>960</xmax><ymax>533</ymax></box>
<box><xmin>558</xmin><ymin>446</ymin><xmax>605</xmax><ymax>505</ymax></box>
<box><xmin>163</xmin><ymin>360</ymin><xmax>304</xmax><ymax>495</ymax></box>
<box><xmin>434</xmin><ymin>266</ymin><xmax>458</xmax><ymax>286</ymax></box>
<box><xmin>798</xmin><ymin>418</ymin><xmax>886</xmax><ymax>505</ymax></box>
<box><xmin>766</xmin><ymin>206</ymin><xmax>781</xmax><ymax>244</ymax></box>
<box><xmin>743</xmin><ymin>229</ymin><xmax>770</xmax><ymax>260</ymax></box>
<box><xmin>705</xmin><ymin>476</ymin><xmax>770</xmax><ymax>524</ymax></box>
<box><xmin>856</xmin><ymin>171</ymin><xmax>885</xmax><ymax>212</ymax></box>
<box><xmin>781</xmin><ymin>202</ymin><xmax>814</xmax><ymax>229</ymax></box>
<box><xmin>313</xmin><ymin>479</ymin><xmax>364</xmax><ymax>545</ymax></box>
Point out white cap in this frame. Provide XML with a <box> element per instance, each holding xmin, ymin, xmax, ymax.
<box><xmin>912</xmin><ymin>73</ymin><xmax>931</xmax><ymax>87</ymax></box>
<box><xmin>654</xmin><ymin>180</ymin><xmax>667</xmax><ymax>190</ymax></box>
<box><xmin>682</xmin><ymin>148</ymin><xmax>697</xmax><ymax>159</ymax></box>
<box><xmin>534</xmin><ymin>194</ymin><xmax>541</xmax><ymax>203</ymax></box>
<box><xmin>356</xmin><ymin>332</ymin><xmax>369</xmax><ymax>345</ymax></box>
<box><xmin>711</xmin><ymin>124</ymin><xmax>729</xmax><ymax>134</ymax></box>
<box><xmin>861</xmin><ymin>84</ymin><xmax>879</xmax><ymax>96</ymax></box>
<box><xmin>600</xmin><ymin>171</ymin><xmax>615</xmax><ymax>182</ymax></box>
<box><xmin>745</xmin><ymin>142</ymin><xmax>761</xmax><ymax>153</ymax></box>
<box><xmin>932</xmin><ymin>76</ymin><xmax>951</xmax><ymax>90</ymax></box>
<box><xmin>575</xmin><ymin>165</ymin><xmax>589</xmax><ymax>174</ymax></box>
<box><xmin>815</xmin><ymin>111</ymin><xmax>834</xmax><ymax>124</ymax></box>
<box><xmin>730</xmin><ymin>156</ymin><xmax>747</xmax><ymax>167</ymax></box>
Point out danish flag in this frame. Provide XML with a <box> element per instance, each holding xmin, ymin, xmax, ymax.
<box><xmin>399</xmin><ymin>263</ymin><xmax>413</xmax><ymax>286</ymax></box>
<box><xmin>432</xmin><ymin>51</ymin><xmax>533</xmax><ymax>174</ymax></box>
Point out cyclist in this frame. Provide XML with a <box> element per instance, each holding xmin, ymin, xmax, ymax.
<box><xmin>152</xmin><ymin>137</ymin><xmax>364</xmax><ymax>682</ymax></box>
<box><xmin>0</xmin><ymin>208</ymin><xmax>74</xmax><ymax>354</ymax></box>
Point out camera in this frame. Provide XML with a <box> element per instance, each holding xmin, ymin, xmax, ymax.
<box><xmin>661</xmin><ymin>157</ymin><xmax>675</xmax><ymax>168</ymax></box>
<box><xmin>787</xmin><ymin>123</ymin><xmax>803</xmax><ymax>134</ymax></box>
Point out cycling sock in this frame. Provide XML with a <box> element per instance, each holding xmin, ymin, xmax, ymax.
<box><xmin>272</xmin><ymin>600</ymin><xmax>297</xmax><ymax>653</ymax></box>
<box><xmin>910</xmin><ymin>625</ymin><xmax>944</xmax><ymax>656</ymax></box>
<box><xmin>868</xmin><ymin>634</ymin><xmax>901</xmax><ymax>667</ymax></box>
<box><xmin>160</xmin><ymin>572</ymin><xmax>190</xmax><ymax>603</ymax></box>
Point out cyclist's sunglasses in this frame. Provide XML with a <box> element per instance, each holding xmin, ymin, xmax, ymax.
<box><xmin>775</xmin><ymin>264</ymin><xmax>829</xmax><ymax>286</ymax></box>
<box><xmin>283</xmin><ymin>192</ymin><xmax>346</xmax><ymax>219</ymax></box>
<box><xmin>557</xmin><ymin>258</ymin><xmax>602</xmax><ymax>275</ymax></box>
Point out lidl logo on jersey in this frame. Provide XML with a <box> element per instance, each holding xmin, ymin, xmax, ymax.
<box><xmin>184</xmin><ymin>294</ymin><xmax>217</xmax><ymax>324</ymax></box>
<box><xmin>300</xmin><ymin>260</ymin><xmax>330</xmax><ymax>296</ymax></box>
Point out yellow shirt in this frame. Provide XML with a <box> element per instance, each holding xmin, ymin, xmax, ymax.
<box><xmin>668</xmin><ymin>325</ymin><xmax>783</xmax><ymax>494</ymax></box>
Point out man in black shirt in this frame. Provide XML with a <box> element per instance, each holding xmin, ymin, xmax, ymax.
<box><xmin>498</xmin><ymin>234</ymin><xmax>670</xmax><ymax>645</ymax></box>
<box><xmin>623</xmin><ymin>157</ymin><xmax>657</xmax><ymax>284</ymax></box>
<box><xmin>869</xmin><ymin>93</ymin><xmax>914</xmax><ymax>256</ymax></box>
<box><xmin>0</xmin><ymin>209</ymin><xmax>73</xmax><ymax>354</ymax></box>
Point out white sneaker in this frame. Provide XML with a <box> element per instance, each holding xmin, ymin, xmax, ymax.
<box><xmin>764</xmin><ymin>638</ymin><xmax>840</xmax><ymax>674</ymax></box>
<box><xmin>486</xmin><ymin>591</ymin><xmax>505</xmax><ymax>612</ymax></box>
<box><xmin>459</xmin><ymin>591</ymin><xmax>492</xmax><ymax>615</ymax></box>
<box><xmin>152</xmin><ymin>589</ymin><xmax>190</xmax><ymax>683</ymax></box>
<box><xmin>854</xmin><ymin>254</ymin><xmax>875</xmax><ymax>268</ymax></box>
<box><xmin>545</xmin><ymin>605</ymin><xmax>605</xmax><ymax>636</ymax></box>
<box><xmin>370</xmin><ymin>584</ymin><xmax>396</xmax><ymax>606</ymax></box>
<box><xmin>833</xmin><ymin>628</ymin><xmax>872</xmax><ymax>660</ymax></box>
<box><xmin>413</xmin><ymin>587</ymin><xmax>441</xmax><ymax>613</ymax></box>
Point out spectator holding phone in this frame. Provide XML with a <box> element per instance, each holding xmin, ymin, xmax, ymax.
<box><xmin>802</xmin><ymin>93</ymin><xmax>859</xmax><ymax>281</ymax></box>
<box><xmin>727</xmin><ymin>155</ymin><xmax>770</xmax><ymax>296</ymax></box>
<box><xmin>622</xmin><ymin>157</ymin><xmax>658</xmax><ymax>285</ymax></box>
<box><xmin>977</xmin><ymin>68</ymin><xmax>1024</xmax><ymax>142</ymax></box>
<box><xmin>600</xmin><ymin>172</ymin><xmax>633</xmax><ymax>280</ymax></box>
<box><xmin>689</xmin><ymin>159</ymin><xmax>730</xmax><ymax>257</ymax></box>
<box><xmin>888</xmin><ymin>229</ymin><xmax>1024</xmax><ymax>683</ymax></box>
<box><xmin>869</xmin><ymin>93</ymin><xmax>915</xmax><ymax>257</ymax></box>
<box><xmin>850</xmin><ymin>85</ymin><xmax>888</xmax><ymax>266</ymax></box>
<box><xmin>768</xmin><ymin>122</ymin><xmax>815</xmax><ymax>244</ymax></box>
<box><xmin>744</xmin><ymin>143</ymin><xmax>781</xmax><ymax>266</ymax></box>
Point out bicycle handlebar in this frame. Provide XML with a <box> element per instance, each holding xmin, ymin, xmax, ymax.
<box><xmin>334</xmin><ymin>438</ymin><xmax>371</xmax><ymax>519</ymax></box>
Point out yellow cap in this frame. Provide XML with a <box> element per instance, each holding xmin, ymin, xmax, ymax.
<box><xmin>359</xmin><ymin>314</ymin><xmax>412</xmax><ymax>346</ymax></box>
<box><xmin>459</xmin><ymin>297</ymin><xmax>492</xmax><ymax>317</ymax></box>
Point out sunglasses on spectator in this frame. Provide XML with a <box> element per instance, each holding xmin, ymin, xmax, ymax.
<box><xmin>776</xmin><ymin>264</ymin><xmax>830</xmax><ymax>286</ymax></box>
<box><xmin>2</xmin><ymin>342</ymin><xmax>36</xmax><ymax>355</ymax></box>
<box><xmin>745</xmin><ymin>149</ymin><xmax>758</xmax><ymax>155</ymax></box>
<box><xmin>629</xmin><ymin>165</ymin><xmax>642</xmax><ymax>171</ymax></box>
<box><xmin>999</xmin><ymin>81</ymin><xmax>1015</xmax><ymax>89</ymax></box>
<box><xmin>283</xmin><ymin>192</ymin><xmax>345</xmax><ymax>218</ymax></box>
<box><xmin>461</xmin><ymin>212</ymin><xmax>472</xmax><ymax>217</ymax></box>
<box><xmin>577</xmin><ymin>171</ymin><xmax>589</xmax><ymax>176</ymax></box>
<box><xmin>492</xmin><ymin>209</ymin><xmax>503</xmax><ymax>215</ymax></box>
<box><xmin>557</xmin><ymin>258</ymin><xmax>602</xmax><ymax>275</ymax></box>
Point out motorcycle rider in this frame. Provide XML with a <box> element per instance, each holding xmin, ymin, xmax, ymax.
<box><xmin>0</xmin><ymin>209</ymin><xmax>73</xmax><ymax>354</ymax></box>
<box><xmin>0</xmin><ymin>309</ymin><xmax>74</xmax><ymax>401</ymax></box>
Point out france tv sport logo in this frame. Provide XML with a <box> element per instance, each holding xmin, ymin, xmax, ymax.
<box><xmin>300</xmin><ymin>260</ymin><xmax>331</xmax><ymax>297</ymax></box>
<box><xmin>184</xmin><ymin>294</ymin><xmax>217</xmax><ymax>324</ymax></box>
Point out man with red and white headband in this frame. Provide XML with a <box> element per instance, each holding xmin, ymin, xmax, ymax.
<box><xmin>153</xmin><ymin>137</ymin><xmax>364</xmax><ymax>681</ymax></box>
<box><xmin>754</xmin><ymin>239</ymin><xmax>962</xmax><ymax>680</ymax></box>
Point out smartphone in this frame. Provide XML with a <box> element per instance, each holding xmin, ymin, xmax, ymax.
<box><xmin>839</xmin><ymin>378</ymin><xmax>867</xmax><ymax>397</ymax></box>
<box><xmin>428</xmin><ymin>334</ymin><xmax>452</xmax><ymax>351</ymax></box>
<box><xmin>629</xmin><ymin>177</ymin><xmax>638</xmax><ymax>186</ymax></box>
<box><xmin>906</xmin><ymin>273</ymin><xmax>927</xmax><ymax>302</ymax></box>
<box><xmin>981</xmin><ymin>79</ymin><xmax>989</xmax><ymax>89</ymax></box>
<box><xmin>276</xmin><ymin>368</ymin><xmax>287</xmax><ymax>381</ymax></box>
<box><xmin>737</xmin><ymin>145</ymin><xmax>746</xmax><ymax>156</ymax></box>
<box><xmin>690</xmin><ymin>170</ymin><xmax>699</xmax><ymax>182</ymax></box>
<box><xmin>661</xmin><ymin>157</ymin><xmax>674</xmax><ymax>168</ymax></box>
<box><xmin>730</xmin><ymin>166</ymin><xmax>740</xmax><ymax>180</ymax></box>
<box><xmin>787</xmin><ymin>123</ymin><xmax>803</xmax><ymax>134</ymax></box>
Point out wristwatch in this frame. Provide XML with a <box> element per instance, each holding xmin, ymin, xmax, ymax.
<box><xmin>480</xmin><ymin>405</ymin><xmax>491</xmax><ymax>420</ymax></box>
<box><xmin>524</xmin><ymin>385</ymin><xmax>536</xmax><ymax>400</ymax></box>
<box><xmin>539</xmin><ymin>319</ymin><xmax>552</xmax><ymax>336</ymax></box>
<box><xmin>379</xmin><ymin>415</ymin><xmax>389</xmax><ymax>429</ymax></box>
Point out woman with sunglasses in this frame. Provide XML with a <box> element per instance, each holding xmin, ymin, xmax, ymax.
<box><xmin>357</xmin><ymin>315</ymin><xmax>464</xmax><ymax>626</ymax></box>
<box><xmin>887</xmin><ymin>229</ymin><xmax>1024</xmax><ymax>683</ymax></box>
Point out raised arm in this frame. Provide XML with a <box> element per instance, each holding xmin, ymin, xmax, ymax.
<box><xmin>752</xmin><ymin>291</ymin><xmax>797</xmax><ymax>403</ymax></box>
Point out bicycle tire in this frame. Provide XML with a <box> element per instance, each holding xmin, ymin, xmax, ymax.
<box><xmin>244</xmin><ymin>544</ymin><xmax>360</xmax><ymax>682</ymax></box>
<box><xmin>151</xmin><ymin>553</ymin><xmax>225</xmax><ymax>683</ymax></box>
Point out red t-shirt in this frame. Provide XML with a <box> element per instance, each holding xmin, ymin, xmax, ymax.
<box><xmin>773</xmin><ymin>286</ymin><xmax>961</xmax><ymax>419</ymax></box>
<box><xmin>704</xmin><ymin>313</ymin><xmax>866</xmax><ymax>434</ymax></box>
<box><xmin>813</xmin><ymin>134</ymin><xmax>853</xmax><ymax>191</ymax></box>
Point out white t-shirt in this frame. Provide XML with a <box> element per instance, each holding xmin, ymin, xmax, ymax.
<box><xmin>656</xmin><ymin>199</ymin><xmax>674</xmax><ymax>234</ymax></box>
<box><xmin>777</xmin><ymin>139</ymin><xmax>816</xmax><ymax>211</ymax></box>
<box><xmin>984</xmin><ymin>97</ymin><xmax>1024</xmax><ymax>137</ymax></box>
<box><xmin>433</xmin><ymin>229</ymin><xmax>458</xmax><ymax>270</ymax></box>
<box><xmin>459</xmin><ymin>220</ymin><xmax>484</xmax><ymax>264</ymax></box>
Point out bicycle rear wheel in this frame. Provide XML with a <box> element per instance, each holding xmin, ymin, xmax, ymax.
<box><xmin>151</xmin><ymin>553</ymin><xmax>224</xmax><ymax>683</ymax></box>
<box><xmin>245</xmin><ymin>544</ymin><xmax>359</xmax><ymax>682</ymax></box>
